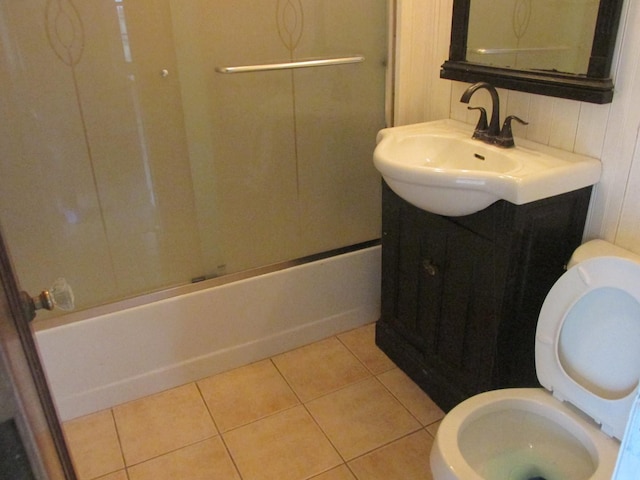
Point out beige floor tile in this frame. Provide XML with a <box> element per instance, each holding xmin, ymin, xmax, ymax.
<box><xmin>377</xmin><ymin>368</ymin><xmax>445</xmax><ymax>426</ymax></box>
<box><xmin>310</xmin><ymin>465</ymin><xmax>356</xmax><ymax>480</ymax></box>
<box><xmin>113</xmin><ymin>383</ymin><xmax>216</xmax><ymax>466</ymax></box>
<box><xmin>306</xmin><ymin>377</ymin><xmax>421</xmax><ymax>461</ymax></box>
<box><xmin>96</xmin><ymin>471</ymin><xmax>128</xmax><ymax>480</ymax></box>
<box><xmin>63</xmin><ymin>410</ymin><xmax>124</xmax><ymax>480</ymax></box>
<box><xmin>337</xmin><ymin>324</ymin><xmax>395</xmax><ymax>374</ymax></box>
<box><xmin>272</xmin><ymin>337</ymin><xmax>370</xmax><ymax>402</ymax></box>
<box><xmin>348</xmin><ymin>430</ymin><xmax>434</xmax><ymax>480</ymax></box>
<box><xmin>127</xmin><ymin>437</ymin><xmax>240</xmax><ymax>480</ymax></box>
<box><xmin>198</xmin><ymin>359</ymin><xmax>299</xmax><ymax>432</ymax></box>
<box><xmin>223</xmin><ymin>405</ymin><xmax>342</xmax><ymax>480</ymax></box>
<box><xmin>426</xmin><ymin>420</ymin><xmax>441</xmax><ymax>438</ymax></box>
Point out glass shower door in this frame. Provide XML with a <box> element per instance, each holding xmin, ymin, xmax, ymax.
<box><xmin>0</xmin><ymin>0</ymin><xmax>387</xmax><ymax>313</ymax></box>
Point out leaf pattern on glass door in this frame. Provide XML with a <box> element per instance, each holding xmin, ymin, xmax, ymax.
<box><xmin>45</xmin><ymin>0</ymin><xmax>84</xmax><ymax>67</ymax></box>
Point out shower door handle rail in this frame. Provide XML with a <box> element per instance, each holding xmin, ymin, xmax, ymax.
<box><xmin>215</xmin><ymin>55</ymin><xmax>365</xmax><ymax>74</ymax></box>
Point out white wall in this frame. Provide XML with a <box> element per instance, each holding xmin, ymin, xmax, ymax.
<box><xmin>395</xmin><ymin>0</ymin><xmax>640</xmax><ymax>254</ymax></box>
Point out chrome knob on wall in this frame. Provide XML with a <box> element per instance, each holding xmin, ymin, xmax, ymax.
<box><xmin>20</xmin><ymin>278</ymin><xmax>75</xmax><ymax>321</ymax></box>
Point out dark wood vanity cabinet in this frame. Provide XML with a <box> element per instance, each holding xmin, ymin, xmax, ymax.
<box><xmin>376</xmin><ymin>181</ymin><xmax>592</xmax><ymax>412</ymax></box>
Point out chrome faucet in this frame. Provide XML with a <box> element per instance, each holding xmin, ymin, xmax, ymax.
<box><xmin>460</xmin><ymin>82</ymin><xmax>527</xmax><ymax>147</ymax></box>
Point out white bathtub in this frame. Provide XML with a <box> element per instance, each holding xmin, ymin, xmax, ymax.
<box><xmin>35</xmin><ymin>246</ymin><xmax>381</xmax><ymax>421</ymax></box>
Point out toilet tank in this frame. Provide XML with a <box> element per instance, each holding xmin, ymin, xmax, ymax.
<box><xmin>568</xmin><ymin>239</ymin><xmax>640</xmax><ymax>269</ymax></box>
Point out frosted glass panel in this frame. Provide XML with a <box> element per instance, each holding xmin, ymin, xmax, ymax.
<box><xmin>0</xmin><ymin>0</ymin><xmax>386</xmax><ymax>312</ymax></box>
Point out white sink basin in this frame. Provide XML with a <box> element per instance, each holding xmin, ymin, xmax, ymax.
<box><xmin>373</xmin><ymin>119</ymin><xmax>601</xmax><ymax>216</ymax></box>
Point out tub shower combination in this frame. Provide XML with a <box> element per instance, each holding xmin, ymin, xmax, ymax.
<box><xmin>0</xmin><ymin>0</ymin><xmax>387</xmax><ymax>420</ymax></box>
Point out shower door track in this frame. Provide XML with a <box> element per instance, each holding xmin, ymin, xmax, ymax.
<box><xmin>34</xmin><ymin>239</ymin><xmax>381</xmax><ymax>329</ymax></box>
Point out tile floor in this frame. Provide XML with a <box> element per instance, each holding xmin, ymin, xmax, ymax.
<box><xmin>62</xmin><ymin>323</ymin><xmax>444</xmax><ymax>480</ymax></box>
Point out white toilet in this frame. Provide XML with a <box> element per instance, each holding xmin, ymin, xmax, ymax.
<box><xmin>430</xmin><ymin>239</ymin><xmax>640</xmax><ymax>480</ymax></box>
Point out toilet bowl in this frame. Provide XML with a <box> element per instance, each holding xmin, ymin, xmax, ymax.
<box><xmin>430</xmin><ymin>240</ymin><xmax>640</xmax><ymax>480</ymax></box>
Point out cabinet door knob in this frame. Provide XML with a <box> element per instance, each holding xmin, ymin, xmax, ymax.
<box><xmin>422</xmin><ymin>259</ymin><xmax>438</xmax><ymax>276</ymax></box>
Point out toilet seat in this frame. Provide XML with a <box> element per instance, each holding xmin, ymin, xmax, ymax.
<box><xmin>536</xmin><ymin>256</ymin><xmax>640</xmax><ymax>439</ymax></box>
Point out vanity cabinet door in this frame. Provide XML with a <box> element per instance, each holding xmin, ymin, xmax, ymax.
<box><xmin>381</xmin><ymin>182</ymin><xmax>499</xmax><ymax>396</ymax></box>
<box><xmin>416</xmin><ymin>212</ymin><xmax>498</xmax><ymax>396</ymax></box>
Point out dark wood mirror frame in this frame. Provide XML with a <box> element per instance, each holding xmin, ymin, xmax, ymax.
<box><xmin>441</xmin><ymin>0</ymin><xmax>625</xmax><ymax>104</ymax></box>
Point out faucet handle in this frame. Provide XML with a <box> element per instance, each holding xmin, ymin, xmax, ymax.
<box><xmin>496</xmin><ymin>115</ymin><xmax>528</xmax><ymax>148</ymax></box>
<box><xmin>467</xmin><ymin>106</ymin><xmax>489</xmax><ymax>140</ymax></box>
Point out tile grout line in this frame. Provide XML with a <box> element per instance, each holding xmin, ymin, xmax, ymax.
<box><xmin>372</xmin><ymin>373</ymin><xmax>430</xmax><ymax>428</ymax></box>
<box><xmin>290</xmin><ymin>334</ymin><xmax>427</xmax><ymax>472</ymax></box>
<box><xmin>108</xmin><ymin>408</ymin><xmax>128</xmax><ymax>479</ymax></box>
<box><xmin>335</xmin><ymin>329</ymin><xmax>444</xmax><ymax>462</ymax></box>
<box><xmin>348</xmin><ymin>428</ymin><xmax>431</xmax><ymax>465</ymax></box>
<box><xmin>110</xmin><ymin>383</ymin><xmax>225</xmax><ymax>476</ymax></box>
<box><xmin>77</xmin><ymin>324</ymin><xmax>438</xmax><ymax>479</ymax></box>
<box><xmin>119</xmin><ymin>437</ymin><xmax>228</xmax><ymax>476</ymax></box>
<box><xmin>268</xmin><ymin>334</ymin><xmax>378</xmax><ymax>405</ymax></box>
<box><xmin>268</xmin><ymin>357</ymin><xmax>305</xmax><ymax>405</ymax></box>
<box><xmin>270</xmin><ymin>335</ymin><xmax>374</xmax><ymax>476</ymax></box>
<box><xmin>193</xmin><ymin>380</ymin><xmax>222</xmax><ymax>434</ymax></box>
<box><xmin>193</xmin><ymin>381</ymin><xmax>245</xmax><ymax>480</ymax></box>
<box><xmin>335</xmin><ymin>328</ymin><xmax>431</xmax><ymax>429</ymax></box>
<box><xmin>269</xmin><ymin>345</ymin><xmax>352</xmax><ymax>473</ymax></box>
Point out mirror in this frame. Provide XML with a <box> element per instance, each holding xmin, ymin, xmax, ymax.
<box><xmin>441</xmin><ymin>0</ymin><xmax>625</xmax><ymax>104</ymax></box>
